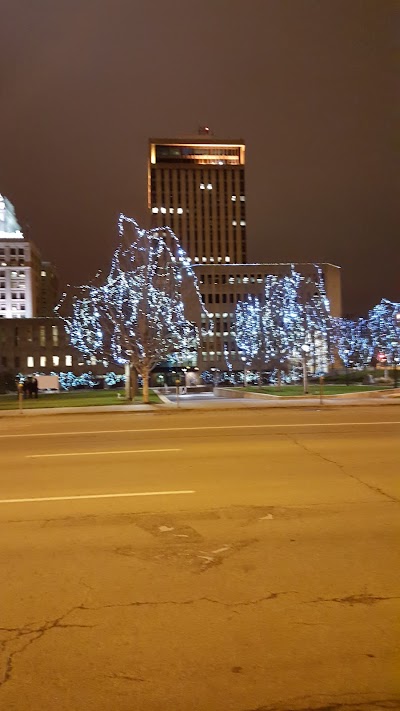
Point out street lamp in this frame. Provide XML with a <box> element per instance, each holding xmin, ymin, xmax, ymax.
<box><xmin>301</xmin><ymin>344</ymin><xmax>310</xmax><ymax>394</ymax></box>
<box><xmin>240</xmin><ymin>355</ymin><xmax>247</xmax><ymax>387</ymax></box>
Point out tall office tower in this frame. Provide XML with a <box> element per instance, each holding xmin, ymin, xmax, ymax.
<box><xmin>0</xmin><ymin>193</ymin><xmax>41</xmax><ymax>318</ymax></box>
<box><xmin>148</xmin><ymin>133</ymin><xmax>246</xmax><ymax>264</ymax></box>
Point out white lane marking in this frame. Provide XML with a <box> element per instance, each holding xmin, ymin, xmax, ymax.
<box><xmin>0</xmin><ymin>490</ymin><xmax>195</xmax><ymax>505</ymax></box>
<box><xmin>1</xmin><ymin>420</ymin><xmax>400</xmax><ymax>439</ymax></box>
<box><xmin>26</xmin><ymin>448</ymin><xmax>181</xmax><ymax>459</ymax></box>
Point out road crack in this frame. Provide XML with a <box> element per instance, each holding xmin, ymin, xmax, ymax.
<box><xmin>0</xmin><ymin>604</ymin><xmax>94</xmax><ymax>688</ymax></box>
<box><xmin>306</xmin><ymin>594</ymin><xmax>400</xmax><ymax>607</ymax></box>
<box><xmin>242</xmin><ymin>693</ymin><xmax>400</xmax><ymax>710</ymax></box>
<box><xmin>77</xmin><ymin>591</ymin><xmax>291</xmax><ymax>613</ymax></box>
<box><xmin>286</xmin><ymin>435</ymin><xmax>399</xmax><ymax>503</ymax></box>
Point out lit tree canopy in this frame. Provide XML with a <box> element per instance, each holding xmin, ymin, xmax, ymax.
<box><xmin>58</xmin><ymin>216</ymin><xmax>205</xmax><ymax>402</ymax></box>
<box><xmin>234</xmin><ymin>295</ymin><xmax>263</xmax><ymax>369</ymax></box>
<box><xmin>232</xmin><ymin>266</ymin><xmax>332</xmax><ymax>380</ymax></box>
<box><xmin>262</xmin><ymin>269</ymin><xmax>304</xmax><ymax>372</ymax></box>
<box><xmin>333</xmin><ymin>317</ymin><xmax>373</xmax><ymax>369</ymax></box>
<box><xmin>368</xmin><ymin>299</ymin><xmax>400</xmax><ymax>365</ymax></box>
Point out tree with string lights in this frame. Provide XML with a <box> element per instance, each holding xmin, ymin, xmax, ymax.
<box><xmin>234</xmin><ymin>295</ymin><xmax>263</xmax><ymax>383</ymax></box>
<box><xmin>300</xmin><ymin>268</ymin><xmax>333</xmax><ymax>375</ymax></box>
<box><xmin>368</xmin><ymin>299</ymin><xmax>400</xmax><ymax>378</ymax></box>
<box><xmin>333</xmin><ymin>317</ymin><xmax>373</xmax><ymax>372</ymax></box>
<box><xmin>58</xmin><ymin>216</ymin><xmax>205</xmax><ymax>403</ymax></box>
<box><xmin>232</xmin><ymin>266</ymin><xmax>333</xmax><ymax>385</ymax></box>
<box><xmin>261</xmin><ymin>268</ymin><xmax>304</xmax><ymax>386</ymax></box>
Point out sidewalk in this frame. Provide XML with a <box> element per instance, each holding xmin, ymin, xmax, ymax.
<box><xmin>1</xmin><ymin>395</ymin><xmax>399</xmax><ymax>417</ymax></box>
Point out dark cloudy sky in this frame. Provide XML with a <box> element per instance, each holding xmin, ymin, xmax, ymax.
<box><xmin>0</xmin><ymin>0</ymin><xmax>397</xmax><ymax>315</ymax></box>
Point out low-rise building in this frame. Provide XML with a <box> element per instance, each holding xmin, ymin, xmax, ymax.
<box><xmin>0</xmin><ymin>317</ymin><xmax>83</xmax><ymax>375</ymax></box>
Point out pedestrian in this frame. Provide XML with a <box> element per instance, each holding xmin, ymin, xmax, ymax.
<box><xmin>26</xmin><ymin>376</ymin><xmax>33</xmax><ymax>399</ymax></box>
<box><xmin>32</xmin><ymin>377</ymin><xmax>39</xmax><ymax>399</ymax></box>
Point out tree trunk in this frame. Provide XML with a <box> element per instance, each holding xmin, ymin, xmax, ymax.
<box><xmin>124</xmin><ymin>363</ymin><xmax>132</xmax><ymax>401</ymax></box>
<box><xmin>131</xmin><ymin>367</ymin><xmax>138</xmax><ymax>397</ymax></box>
<box><xmin>142</xmin><ymin>368</ymin><xmax>150</xmax><ymax>404</ymax></box>
<box><xmin>125</xmin><ymin>363</ymin><xmax>138</xmax><ymax>401</ymax></box>
<box><xmin>277</xmin><ymin>368</ymin><xmax>282</xmax><ymax>390</ymax></box>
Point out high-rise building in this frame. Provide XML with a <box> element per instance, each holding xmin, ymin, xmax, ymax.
<box><xmin>148</xmin><ymin>133</ymin><xmax>246</xmax><ymax>264</ymax></box>
<box><xmin>0</xmin><ymin>194</ymin><xmax>41</xmax><ymax>319</ymax></box>
<box><xmin>0</xmin><ymin>193</ymin><xmax>58</xmax><ymax>319</ymax></box>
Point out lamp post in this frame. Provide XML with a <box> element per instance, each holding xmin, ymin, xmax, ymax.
<box><xmin>344</xmin><ymin>348</ymin><xmax>350</xmax><ymax>386</ymax></box>
<box><xmin>241</xmin><ymin>357</ymin><xmax>247</xmax><ymax>387</ymax></box>
<box><xmin>301</xmin><ymin>344</ymin><xmax>310</xmax><ymax>394</ymax></box>
<box><xmin>238</xmin><ymin>351</ymin><xmax>247</xmax><ymax>387</ymax></box>
<box><xmin>393</xmin><ymin>312</ymin><xmax>400</xmax><ymax>388</ymax></box>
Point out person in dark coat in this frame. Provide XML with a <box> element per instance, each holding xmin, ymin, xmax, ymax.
<box><xmin>31</xmin><ymin>377</ymin><xmax>39</xmax><ymax>399</ymax></box>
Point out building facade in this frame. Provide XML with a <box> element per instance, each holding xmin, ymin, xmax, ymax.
<box><xmin>149</xmin><ymin>134</ymin><xmax>246</xmax><ymax>264</ymax></box>
<box><xmin>0</xmin><ymin>318</ymin><xmax>79</xmax><ymax>374</ymax></box>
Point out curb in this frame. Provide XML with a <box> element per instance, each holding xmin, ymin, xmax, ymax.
<box><xmin>0</xmin><ymin>398</ymin><xmax>399</xmax><ymax>418</ymax></box>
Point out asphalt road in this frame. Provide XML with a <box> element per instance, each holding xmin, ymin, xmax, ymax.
<box><xmin>0</xmin><ymin>406</ymin><xmax>399</xmax><ymax>711</ymax></box>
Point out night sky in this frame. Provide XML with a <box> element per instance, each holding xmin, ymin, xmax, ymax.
<box><xmin>0</xmin><ymin>0</ymin><xmax>397</xmax><ymax>316</ymax></box>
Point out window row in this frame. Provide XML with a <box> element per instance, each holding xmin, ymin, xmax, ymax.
<box><xmin>26</xmin><ymin>355</ymin><xmax>73</xmax><ymax>368</ymax></box>
<box><xmin>1</xmin><ymin>355</ymin><xmax>73</xmax><ymax>369</ymax></box>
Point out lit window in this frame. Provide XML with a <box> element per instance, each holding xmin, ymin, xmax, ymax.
<box><xmin>40</xmin><ymin>356</ymin><xmax>46</xmax><ymax>367</ymax></box>
<box><xmin>207</xmin><ymin>183</ymin><xmax>212</xmax><ymax>190</ymax></box>
<box><xmin>52</xmin><ymin>355</ymin><xmax>59</xmax><ymax>366</ymax></box>
<box><xmin>52</xmin><ymin>325</ymin><xmax>59</xmax><ymax>346</ymax></box>
<box><xmin>151</xmin><ymin>207</ymin><xmax>159</xmax><ymax>214</ymax></box>
<box><xmin>202</xmin><ymin>257</ymin><xmax>207</xmax><ymax>262</ymax></box>
<box><xmin>232</xmin><ymin>221</ymin><xmax>237</xmax><ymax>226</ymax></box>
<box><xmin>41</xmin><ymin>270</ymin><xmax>46</xmax><ymax>277</ymax></box>
<box><xmin>210</xmin><ymin>257</ymin><xmax>214</xmax><ymax>262</ymax></box>
<box><xmin>65</xmin><ymin>355</ymin><xmax>72</xmax><ymax>366</ymax></box>
<box><xmin>225</xmin><ymin>257</ymin><xmax>230</xmax><ymax>262</ymax></box>
<box><xmin>240</xmin><ymin>220</ymin><xmax>246</xmax><ymax>226</ymax></box>
<box><xmin>240</xmin><ymin>196</ymin><xmax>245</xmax><ymax>202</ymax></box>
<box><xmin>177</xmin><ymin>207</ymin><xmax>183</xmax><ymax>214</ymax></box>
<box><xmin>200</xmin><ymin>183</ymin><xmax>205</xmax><ymax>190</ymax></box>
<box><xmin>217</xmin><ymin>256</ymin><xmax>222</xmax><ymax>262</ymax></box>
<box><xmin>27</xmin><ymin>356</ymin><xmax>34</xmax><ymax>368</ymax></box>
<box><xmin>194</xmin><ymin>257</ymin><xmax>199</xmax><ymax>262</ymax></box>
<box><xmin>160</xmin><ymin>207</ymin><xmax>167</xmax><ymax>214</ymax></box>
<box><xmin>231</xmin><ymin>196</ymin><xmax>236</xmax><ymax>201</ymax></box>
<box><xmin>169</xmin><ymin>208</ymin><xmax>174</xmax><ymax>214</ymax></box>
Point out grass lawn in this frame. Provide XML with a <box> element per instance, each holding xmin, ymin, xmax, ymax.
<box><xmin>241</xmin><ymin>384</ymin><xmax>392</xmax><ymax>397</ymax></box>
<box><xmin>0</xmin><ymin>388</ymin><xmax>161</xmax><ymax>410</ymax></box>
